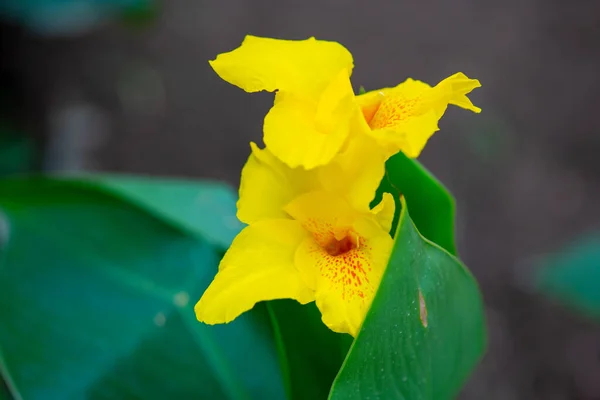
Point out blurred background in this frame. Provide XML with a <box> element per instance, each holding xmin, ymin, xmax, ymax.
<box><xmin>2</xmin><ymin>1</ymin><xmax>600</xmax><ymax>399</ymax></box>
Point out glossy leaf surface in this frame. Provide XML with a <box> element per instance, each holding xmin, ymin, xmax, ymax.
<box><xmin>0</xmin><ymin>177</ymin><xmax>285</xmax><ymax>400</ymax></box>
<box><xmin>329</xmin><ymin>203</ymin><xmax>486</xmax><ymax>400</ymax></box>
<box><xmin>373</xmin><ymin>152</ymin><xmax>457</xmax><ymax>255</ymax></box>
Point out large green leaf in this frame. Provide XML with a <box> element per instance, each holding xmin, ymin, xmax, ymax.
<box><xmin>0</xmin><ymin>177</ymin><xmax>285</xmax><ymax>399</ymax></box>
<box><xmin>373</xmin><ymin>152</ymin><xmax>457</xmax><ymax>255</ymax></box>
<box><xmin>536</xmin><ymin>233</ymin><xmax>600</xmax><ymax>319</ymax></box>
<box><xmin>57</xmin><ymin>174</ymin><xmax>244</xmax><ymax>249</ymax></box>
<box><xmin>329</xmin><ymin>202</ymin><xmax>486</xmax><ymax>400</ymax></box>
<box><xmin>53</xmin><ymin>175</ymin><xmax>351</xmax><ymax>400</ymax></box>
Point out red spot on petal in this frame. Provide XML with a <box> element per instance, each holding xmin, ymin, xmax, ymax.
<box><xmin>313</xmin><ymin>230</ymin><xmax>376</xmax><ymax>304</ymax></box>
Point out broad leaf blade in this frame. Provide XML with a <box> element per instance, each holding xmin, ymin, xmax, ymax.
<box><xmin>25</xmin><ymin>175</ymin><xmax>353</xmax><ymax>400</ymax></box>
<box><xmin>267</xmin><ymin>301</ymin><xmax>352</xmax><ymax>400</ymax></box>
<box><xmin>60</xmin><ymin>174</ymin><xmax>244</xmax><ymax>249</ymax></box>
<box><xmin>0</xmin><ymin>177</ymin><xmax>285</xmax><ymax>399</ymax></box>
<box><xmin>60</xmin><ymin>174</ymin><xmax>353</xmax><ymax>400</ymax></box>
<box><xmin>373</xmin><ymin>152</ymin><xmax>456</xmax><ymax>255</ymax></box>
<box><xmin>329</xmin><ymin>204</ymin><xmax>486</xmax><ymax>400</ymax></box>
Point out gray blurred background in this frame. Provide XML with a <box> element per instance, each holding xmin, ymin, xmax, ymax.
<box><xmin>3</xmin><ymin>1</ymin><xmax>600</xmax><ymax>398</ymax></box>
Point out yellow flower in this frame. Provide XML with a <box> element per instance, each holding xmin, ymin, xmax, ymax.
<box><xmin>357</xmin><ymin>73</ymin><xmax>481</xmax><ymax>158</ymax></box>
<box><xmin>195</xmin><ymin>134</ymin><xmax>395</xmax><ymax>337</ymax></box>
<box><xmin>236</xmin><ymin>132</ymin><xmax>387</xmax><ymax>225</ymax></box>
<box><xmin>195</xmin><ymin>190</ymin><xmax>394</xmax><ymax>337</ymax></box>
<box><xmin>210</xmin><ymin>35</ymin><xmax>356</xmax><ymax>170</ymax></box>
<box><xmin>198</xmin><ymin>35</ymin><xmax>482</xmax><ymax>337</ymax></box>
<box><xmin>210</xmin><ymin>36</ymin><xmax>481</xmax><ymax>167</ymax></box>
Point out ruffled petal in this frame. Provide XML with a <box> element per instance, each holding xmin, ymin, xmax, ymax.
<box><xmin>357</xmin><ymin>73</ymin><xmax>481</xmax><ymax>158</ymax></box>
<box><xmin>209</xmin><ymin>35</ymin><xmax>354</xmax><ymax>98</ymax></box>
<box><xmin>263</xmin><ymin>69</ymin><xmax>356</xmax><ymax>169</ymax></box>
<box><xmin>368</xmin><ymin>112</ymin><xmax>440</xmax><ymax>158</ymax></box>
<box><xmin>317</xmin><ymin>133</ymin><xmax>386</xmax><ymax>212</ymax></box>
<box><xmin>370</xmin><ymin>192</ymin><xmax>396</xmax><ymax>234</ymax></box>
<box><xmin>294</xmin><ymin>214</ymin><xmax>393</xmax><ymax>336</ymax></box>
<box><xmin>195</xmin><ymin>219</ymin><xmax>313</xmax><ymax>324</ymax></box>
<box><xmin>433</xmin><ymin>72</ymin><xmax>482</xmax><ymax>114</ymax></box>
<box><xmin>284</xmin><ymin>190</ymin><xmax>358</xmax><ymax>243</ymax></box>
<box><xmin>287</xmin><ymin>191</ymin><xmax>394</xmax><ymax>336</ymax></box>
<box><xmin>237</xmin><ymin>142</ymin><xmax>319</xmax><ymax>224</ymax></box>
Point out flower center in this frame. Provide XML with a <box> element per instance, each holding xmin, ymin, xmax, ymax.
<box><xmin>323</xmin><ymin>233</ymin><xmax>359</xmax><ymax>256</ymax></box>
<box><xmin>368</xmin><ymin>96</ymin><xmax>418</xmax><ymax>129</ymax></box>
<box><xmin>360</xmin><ymin>97</ymin><xmax>383</xmax><ymax>126</ymax></box>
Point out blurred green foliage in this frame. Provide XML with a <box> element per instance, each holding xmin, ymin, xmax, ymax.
<box><xmin>0</xmin><ymin>0</ymin><xmax>156</xmax><ymax>35</ymax></box>
<box><xmin>0</xmin><ymin>177</ymin><xmax>286</xmax><ymax>399</ymax></box>
<box><xmin>0</xmin><ymin>126</ymin><xmax>35</xmax><ymax>177</ymax></box>
<box><xmin>536</xmin><ymin>233</ymin><xmax>600</xmax><ymax>320</ymax></box>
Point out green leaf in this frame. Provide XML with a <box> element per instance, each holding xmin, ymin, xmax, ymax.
<box><xmin>372</xmin><ymin>152</ymin><xmax>457</xmax><ymax>255</ymax></box>
<box><xmin>329</xmin><ymin>203</ymin><xmax>486</xmax><ymax>400</ymax></box>
<box><xmin>267</xmin><ymin>301</ymin><xmax>352</xmax><ymax>400</ymax></box>
<box><xmin>536</xmin><ymin>233</ymin><xmax>600</xmax><ymax>319</ymax></box>
<box><xmin>60</xmin><ymin>174</ymin><xmax>244</xmax><ymax>249</ymax></box>
<box><xmin>0</xmin><ymin>177</ymin><xmax>285</xmax><ymax>399</ymax></box>
<box><xmin>0</xmin><ymin>377</ymin><xmax>12</xmax><ymax>400</ymax></box>
<box><xmin>57</xmin><ymin>174</ymin><xmax>351</xmax><ymax>400</ymax></box>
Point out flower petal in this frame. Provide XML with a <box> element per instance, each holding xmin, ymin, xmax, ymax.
<box><xmin>368</xmin><ymin>112</ymin><xmax>440</xmax><ymax>158</ymax></box>
<box><xmin>209</xmin><ymin>35</ymin><xmax>353</xmax><ymax>98</ymax></box>
<box><xmin>357</xmin><ymin>73</ymin><xmax>481</xmax><ymax>158</ymax></box>
<box><xmin>284</xmin><ymin>190</ymin><xmax>358</xmax><ymax>243</ymax></box>
<box><xmin>294</xmin><ymin>216</ymin><xmax>393</xmax><ymax>336</ymax></box>
<box><xmin>263</xmin><ymin>69</ymin><xmax>355</xmax><ymax>169</ymax></box>
<box><xmin>433</xmin><ymin>72</ymin><xmax>481</xmax><ymax>114</ymax></box>
<box><xmin>317</xmin><ymin>133</ymin><xmax>386</xmax><ymax>212</ymax></box>
<box><xmin>195</xmin><ymin>219</ymin><xmax>314</xmax><ymax>324</ymax></box>
<box><xmin>370</xmin><ymin>192</ymin><xmax>396</xmax><ymax>233</ymax></box>
<box><xmin>237</xmin><ymin>142</ymin><xmax>319</xmax><ymax>224</ymax></box>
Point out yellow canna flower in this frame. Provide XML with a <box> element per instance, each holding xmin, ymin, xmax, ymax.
<box><xmin>357</xmin><ymin>73</ymin><xmax>481</xmax><ymax>158</ymax></box>
<box><xmin>210</xmin><ymin>35</ymin><xmax>357</xmax><ymax>170</ymax></box>
<box><xmin>198</xmin><ymin>35</ymin><xmax>482</xmax><ymax>337</ymax></box>
<box><xmin>210</xmin><ymin>36</ymin><xmax>481</xmax><ymax>166</ymax></box>
<box><xmin>236</xmin><ymin>132</ymin><xmax>387</xmax><ymax>225</ymax></box>
<box><xmin>195</xmin><ymin>133</ymin><xmax>395</xmax><ymax>337</ymax></box>
<box><xmin>195</xmin><ymin>190</ymin><xmax>395</xmax><ymax>337</ymax></box>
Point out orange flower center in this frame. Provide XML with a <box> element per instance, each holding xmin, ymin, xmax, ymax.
<box><xmin>323</xmin><ymin>233</ymin><xmax>359</xmax><ymax>256</ymax></box>
<box><xmin>360</xmin><ymin>100</ymin><xmax>382</xmax><ymax>126</ymax></box>
<box><xmin>360</xmin><ymin>93</ymin><xmax>420</xmax><ymax>129</ymax></box>
<box><xmin>316</xmin><ymin>231</ymin><xmax>371</xmax><ymax>301</ymax></box>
